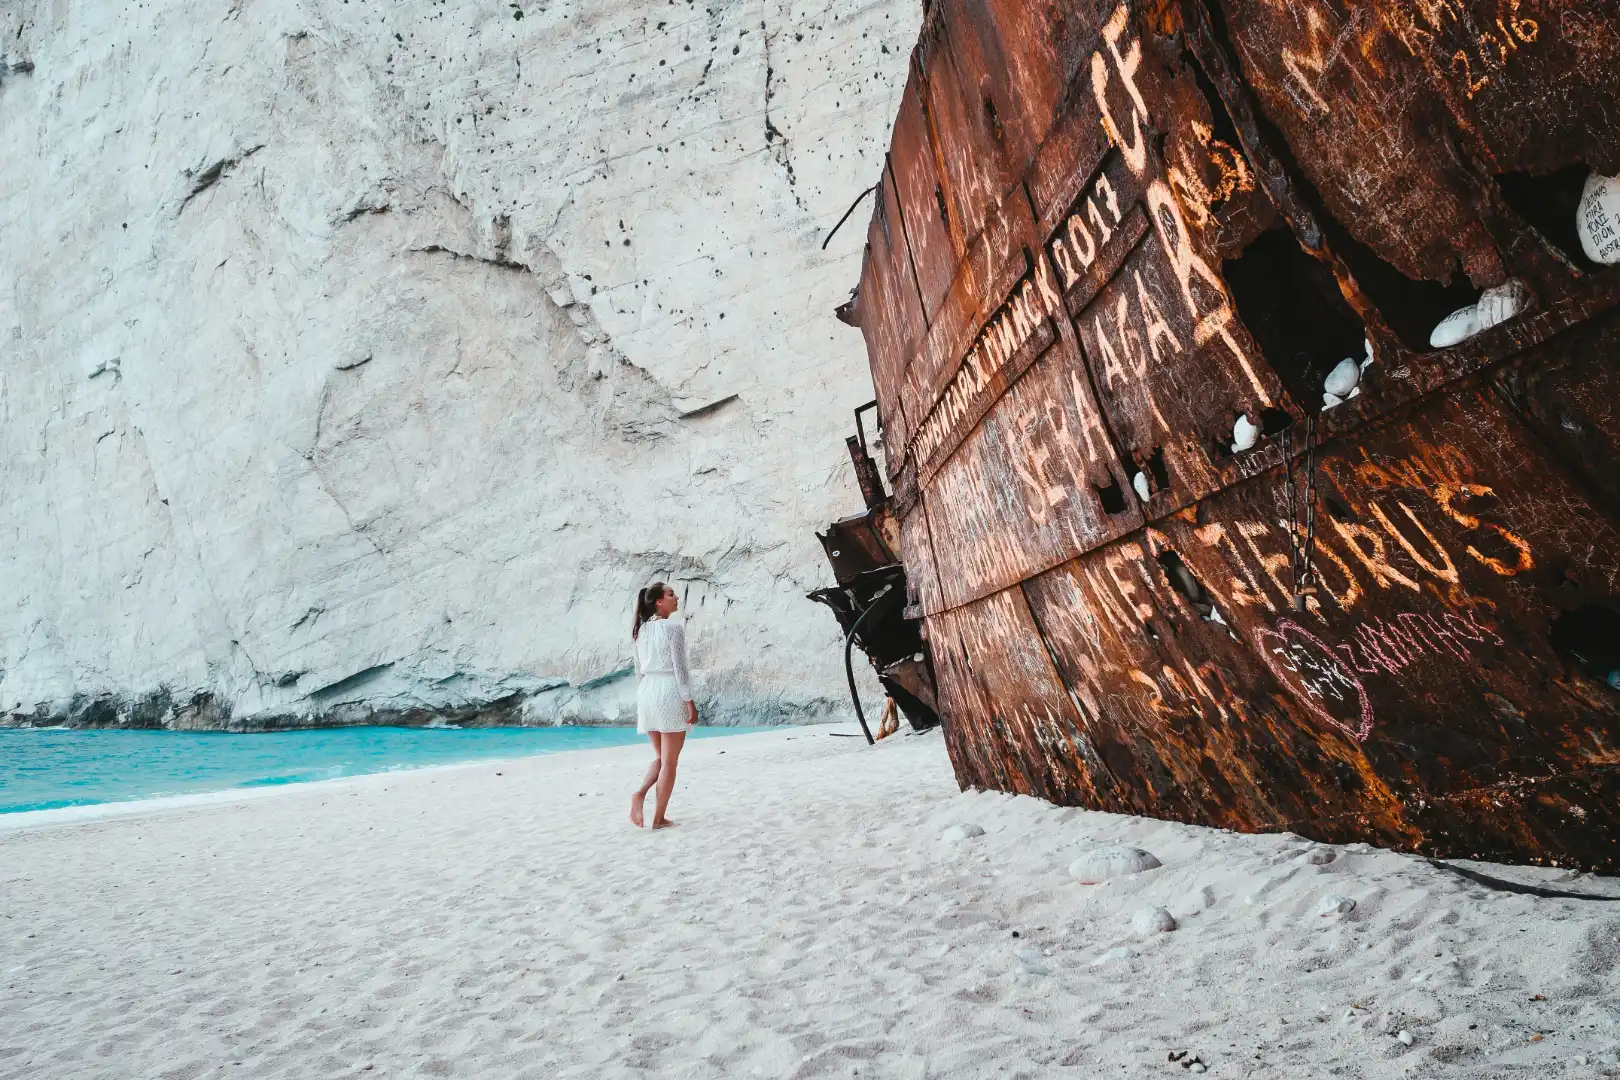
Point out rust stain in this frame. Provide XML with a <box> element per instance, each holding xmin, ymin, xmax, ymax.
<box><xmin>830</xmin><ymin>0</ymin><xmax>1620</xmax><ymax>871</ymax></box>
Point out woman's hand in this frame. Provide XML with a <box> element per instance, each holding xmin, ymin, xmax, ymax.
<box><xmin>686</xmin><ymin>700</ymin><xmax>698</xmax><ymax>726</ymax></box>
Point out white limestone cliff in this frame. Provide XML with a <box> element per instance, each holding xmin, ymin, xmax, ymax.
<box><xmin>0</xmin><ymin>0</ymin><xmax>917</xmax><ymax>727</ymax></box>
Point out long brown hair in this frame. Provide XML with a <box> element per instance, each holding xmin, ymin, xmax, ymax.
<box><xmin>632</xmin><ymin>582</ymin><xmax>668</xmax><ymax>640</ymax></box>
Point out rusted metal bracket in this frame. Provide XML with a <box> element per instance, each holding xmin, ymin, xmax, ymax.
<box><xmin>843</xmin><ymin>582</ymin><xmax>898</xmax><ymax>745</ymax></box>
<box><xmin>822</xmin><ymin>183</ymin><xmax>880</xmax><ymax>250</ymax></box>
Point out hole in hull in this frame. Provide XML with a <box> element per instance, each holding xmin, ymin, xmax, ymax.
<box><xmin>1145</xmin><ymin>446</ymin><xmax>1170</xmax><ymax>493</ymax></box>
<box><xmin>1259</xmin><ymin>407</ymin><xmax>1293</xmax><ymax>436</ymax></box>
<box><xmin>1223</xmin><ymin>226</ymin><xmax>1366</xmax><ymax>411</ymax></box>
<box><xmin>1188</xmin><ymin>5</ymin><xmax>1479</xmax><ymax>355</ymax></box>
<box><xmin>1096</xmin><ymin>478</ymin><xmax>1128</xmax><ymax>515</ymax></box>
<box><xmin>1496</xmin><ymin>164</ymin><xmax>1602</xmax><ymax>272</ymax></box>
<box><xmin>1156</xmin><ymin>549</ymin><xmax>1221</xmax><ymax>623</ymax></box>
<box><xmin>1550</xmin><ymin>604</ymin><xmax>1620</xmax><ymax>686</ymax></box>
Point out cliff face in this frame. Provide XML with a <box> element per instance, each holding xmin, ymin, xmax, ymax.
<box><xmin>0</xmin><ymin>0</ymin><xmax>917</xmax><ymax>728</ymax></box>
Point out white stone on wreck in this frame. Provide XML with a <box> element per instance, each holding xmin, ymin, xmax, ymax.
<box><xmin>1323</xmin><ymin>357</ymin><xmax>1361</xmax><ymax>398</ymax></box>
<box><xmin>1132</xmin><ymin>471</ymin><xmax>1151</xmax><ymax>503</ymax></box>
<box><xmin>1475</xmin><ymin>278</ymin><xmax>1531</xmax><ymax>332</ymax></box>
<box><xmin>1431</xmin><ymin>278</ymin><xmax>1532</xmax><ymax>348</ymax></box>
<box><xmin>1070</xmin><ymin>845</ymin><xmax>1162</xmax><ymax>884</ymax></box>
<box><xmin>1578</xmin><ymin>172</ymin><xmax>1620</xmax><ymax>264</ymax></box>
<box><xmin>1429</xmin><ymin>305</ymin><xmax>1479</xmax><ymax>349</ymax></box>
<box><xmin>1231</xmin><ymin>413</ymin><xmax>1259</xmax><ymax>454</ymax></box>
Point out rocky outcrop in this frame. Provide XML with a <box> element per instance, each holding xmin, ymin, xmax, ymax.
<box><xmin>0</xmin><ymin>1</ymin><xmax>916</xmax><ymax>728</ymax></box>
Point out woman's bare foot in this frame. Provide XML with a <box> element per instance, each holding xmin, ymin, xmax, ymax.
<box><xmin>650</xmin><ymin>819</ymin><xmax>679</xmax><ymax>830</ymax></box>
<box><xmin>630</xmin><ymin>792</ymin><xmax>647</xmax><ymax>828</ymax></box>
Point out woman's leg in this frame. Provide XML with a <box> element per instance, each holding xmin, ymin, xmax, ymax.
<box><xmin>630</xmin><ymin>732</ymin><xmax>662</xmax><ymax>827</ymax></box>
<box><xmin>650</xmin><ymin>730</ymin><xmax>686</xmax><ymax>829</ymax></box>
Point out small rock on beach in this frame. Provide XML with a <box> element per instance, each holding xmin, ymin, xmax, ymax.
<box><xmin>1070</xmin><ymin>845</ymin><xmax>1161</xmax><ymax>884</ymax></box>
<box><xmin>1317</xmin><ymin>893</ymin><xmax>1356</xmax><ymax>917</ymax></box>
<box><xmin>1132</xmin><ymin>906</ymin><xmax>1177</xmax><ymax>934</ymax></box>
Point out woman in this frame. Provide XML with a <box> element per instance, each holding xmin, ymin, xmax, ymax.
<box><xmin>629</xmin><ymin>582</ymin><xmax>696</xmax><ymax>829</ymax></box>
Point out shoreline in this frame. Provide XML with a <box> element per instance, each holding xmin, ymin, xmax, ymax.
<box><xmin>3</xmin><ymin>682</ymin><xmax>855</xmax><ymax>733</ymax></box>
<box><xmin>0</xmin><ymin>725</ymin><xmax>801</xmax><ymax>831</ymax></box>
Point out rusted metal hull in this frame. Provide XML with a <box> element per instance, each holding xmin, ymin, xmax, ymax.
<box><xmin>838</xmin><ymin>0</ymin><xmax>1620</xmax><ymax>869</ymax></box>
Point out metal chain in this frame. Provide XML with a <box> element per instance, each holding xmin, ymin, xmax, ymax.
<box><xmin>1280</xmin><ymin>417</ymin><xmax>1299</xmax><ymax>593</ymax></box>
<box><xmin>1298</xmin><ymin>412</ymin><xmax>1320</xmax><ymax>603</ymax></box>
<box><xmin>1280</xmin><ymin>411</ymin><xmax>1322</xmax><ymax>612</ymax></box>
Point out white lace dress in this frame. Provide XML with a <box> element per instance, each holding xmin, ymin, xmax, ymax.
<box><xmin>635</xmin><ymin>618</ymin><xmax>694</xmax><ymax>733</ymax></box>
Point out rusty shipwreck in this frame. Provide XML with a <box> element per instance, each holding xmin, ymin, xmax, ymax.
<box><xmin>816</xmin><ymin>0</ymin><xmax>1620</xmax><ymax>870</ymax></box>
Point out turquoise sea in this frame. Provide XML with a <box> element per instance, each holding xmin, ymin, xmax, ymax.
<box><xmin>0</xmin><ymin>725</ymin><xmax>767</xmax><ymax>814</ymax></box>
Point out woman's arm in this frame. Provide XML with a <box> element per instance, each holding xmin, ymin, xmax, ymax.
<box><xmin>669</xmin><ymin>623</ymin><xmax>695</xmax><ymax>703</ymax></box>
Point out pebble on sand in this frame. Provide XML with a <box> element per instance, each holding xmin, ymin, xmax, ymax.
<box><xmin>1131</xmin><ymin>906</ymin><xmax>1177</xmax><ymax>935</ymax></box>
<box><xmin>1014</xmin><ymin>945</ymin><xmax>1052</xmax><ymax>975</ymax></box>
<box><xmin>1396</xmin><ymin>1029</ymin><xmax>1415</xmax><ymax>1046</ymax></box>
<box><xmin>940</xmin><ymin>822</ymin><xmax>985</xmax><ymax>845</ymax></box>
<box><xmin>1317</xmin><ymin>894</ymin><xmax>1356</xmax><ymax>917</ymax></box>
<box><xmin>1070</xmin><ymin>845</ymin><xmax>1162</xmax><ymax>884</ymax></box>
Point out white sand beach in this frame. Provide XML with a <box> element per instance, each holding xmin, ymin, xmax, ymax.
<box><xmin>3</xmin><ymin>726</ymin><xmax>1619</xmax><ymax>1079</ymax></box>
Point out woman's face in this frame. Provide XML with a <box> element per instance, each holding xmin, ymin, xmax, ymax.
<box><xmin>655</xmin><ymin>588</ymin><xmax>679</xmax><ymax>617</ymax></box>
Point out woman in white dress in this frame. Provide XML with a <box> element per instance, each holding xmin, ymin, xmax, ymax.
<box><xmin>629</xmin><ymin>582</ymin><xmax>696</xmax><ymax>829</ymax></box>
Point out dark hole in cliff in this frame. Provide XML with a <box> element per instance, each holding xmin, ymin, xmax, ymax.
<box><xmin>1223</xmin><ymin>226</ymin><xmax>1366</xmax><ymax>411</ymax></box>
<box><xmin>1496</xmin><ymin>165</ymin><xmax>1603</xmax><ymax>272</ymax></box>
<box><xmin>1550</xmin><ymin>604</ymin><xmax>1620</xmax><ymax>685</ymax></box>
<box><xmin>1095</xmin><ymin>478</ymin><xmax>1128</xmax><ymax>515</ymax></box>
<box><xmin>1145</xmin><ymin>447</ymin><xmax>1170</xmax><ymax>493</ymax></box>
<box><xmin>1156</xmin><ymin>549</ymin><xmax>1218</xmax><ymax>621</ymax></box>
